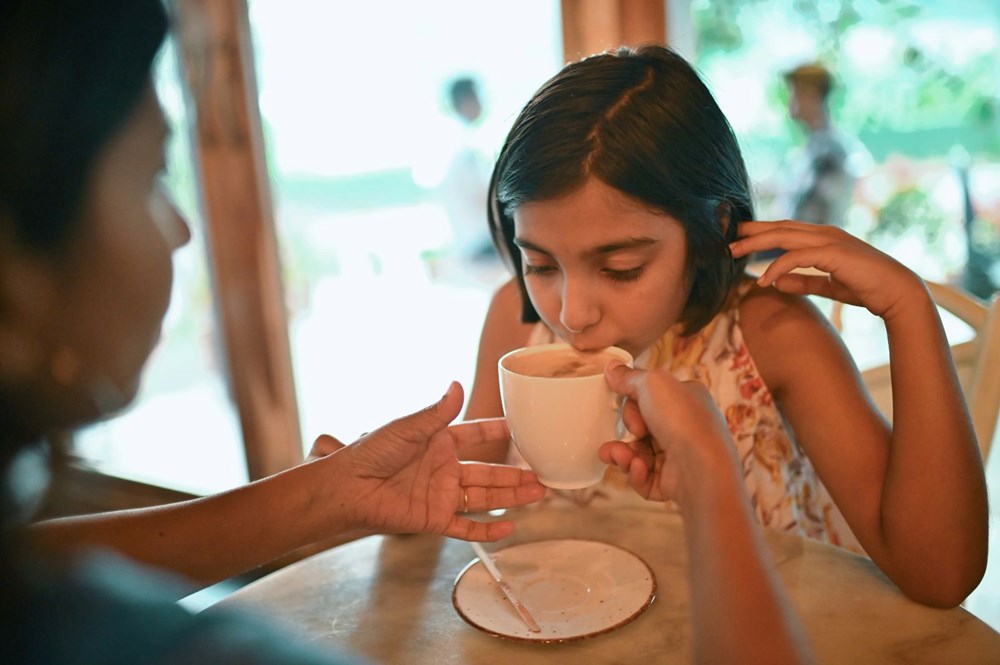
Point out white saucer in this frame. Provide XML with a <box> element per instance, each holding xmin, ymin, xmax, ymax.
<box><xmin>452</xmin><ymin>539</ymin><xmax>656</xmax><ymax>643</ymax></box>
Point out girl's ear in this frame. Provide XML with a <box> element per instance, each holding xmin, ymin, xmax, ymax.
<box><xmin>716</xmin><ymin>200</ymin><xmax>742</xmax><ymax>243</ymax></box>
<box><xmin>716</xmin><ymin>200</ymin><xmax>732</xmax><ymax>236</ymax></box>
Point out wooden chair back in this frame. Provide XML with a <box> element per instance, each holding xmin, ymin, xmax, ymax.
<box><xmin>859</xmin><ymin>282</ymin><xmax>1000</xmax><ymax>461</ymax></box>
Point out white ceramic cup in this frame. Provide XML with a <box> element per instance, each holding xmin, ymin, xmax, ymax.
<box><xmin>498</xmin><ymin>343</ymin><xmax>634</xmax><ymax>489</ymax></box>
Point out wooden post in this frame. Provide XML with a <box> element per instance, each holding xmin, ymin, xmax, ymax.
<box><xmin>561</xmin><ymin>0</ymin><xmax>667</xmax><ymax>63</ymax></box>
<box><xmin>171</xmin><ymin>0</ymin><xmax>303</xmax><ymax>479</ymax></box>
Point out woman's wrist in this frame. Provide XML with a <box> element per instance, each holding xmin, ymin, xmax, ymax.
<box><xmin>288</xmin><ymin>451</ymin><xmax>357</xmax><ymax>543</ymax></box>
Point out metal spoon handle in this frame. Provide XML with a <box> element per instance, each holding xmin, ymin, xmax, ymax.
<box><xmin>470</xmin><ymin>542</ymin><xmax>541</xmax><ymax>633</ymax></box>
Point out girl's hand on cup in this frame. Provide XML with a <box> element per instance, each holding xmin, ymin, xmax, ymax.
<box><xmin>599</xmin><ymin>362</ymin><xmax>737</xmax><ymax>507</ymax></box>
<box><xmin>730</xmin><ymin>220</ymin><xmax>926</xmax><ymax>322</ymax></box>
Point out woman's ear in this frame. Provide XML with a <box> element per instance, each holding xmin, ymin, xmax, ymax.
<box><xmin>0</xmin><ymin>219</ymin><xmax>58</xmax><ymax>379</ymax></box>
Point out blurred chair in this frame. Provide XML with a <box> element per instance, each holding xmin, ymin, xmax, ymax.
<box><xmin>860</xmin><ymin>281</ymin><xmax>1000</xmax><ymax>461</ymax></box>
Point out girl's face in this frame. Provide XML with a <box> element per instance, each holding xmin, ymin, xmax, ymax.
<box><xmin>513</xmin><ymin>177</ymin><xmax>691</xmax><ymax>359</ymax></box>
<box><xmin>48</xmin><ymin>83</ymin><xmax>189</xmax><ymax>414</ymax></box>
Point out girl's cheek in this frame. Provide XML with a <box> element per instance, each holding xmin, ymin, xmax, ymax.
<box><xmin>526</xmin><ymin>283</ymin><xmax>556</xmax><ymax>317</ymax></box>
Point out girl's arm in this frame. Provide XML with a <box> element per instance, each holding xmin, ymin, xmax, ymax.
<box><xmin>733</xmin><ymin>221</ymin><xmax>988</xmax><ymax>608</ymax></box>
<box><xmin>462</xmin><ymin>279</ymin><xmax>534</xmax><ymax>461</ymax></box>
<box><xmin>30</xmin><ymin>384</ymin><xmax>544</xmax><ymax>593</ymax></box>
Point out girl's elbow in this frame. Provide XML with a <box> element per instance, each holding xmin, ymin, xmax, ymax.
<box><xmin>902</xmin><ymin>556</ymin><xmax>987</xmax><ymax>609</ymax></box>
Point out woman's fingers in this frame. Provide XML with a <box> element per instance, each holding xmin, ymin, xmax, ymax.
<box><xmin>460</xmin><ymin>481</ymin><xmax>546</xmax><ymax>512</ymax></box>
<box><xmin>445</xmin><ymin>516</ymin><xmax>517</xmax><ymax>542</ymax></box>
<box><xmin>449</xmin><ymin>417</ymin><xmax>510</xmax><ymax>451</ymax></box>
<box><xmin>459</xmin><ymin>460</ymin><xmax>542</xmax><ymax>489</ymax></box>
<box><xmin>307</xmin><ymin>434</ymin><xmax>346</xmax><ymax>460</ymax></box>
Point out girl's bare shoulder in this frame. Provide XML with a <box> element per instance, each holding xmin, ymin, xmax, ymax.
<box><xmin>737</xmin><ymin>282</ymin><xmax>851</xmax><ymax>396</ymax></box>
<box><xmin>464</xmin><ymin>278</ymin><xmax>536</xmax><ymax>423</ymax></box>
<box><xmin>738</xmin><ymin>281</ymin><xmax>830</xmax><ymax>331</ymax></box>
<box><xmin>481</xmin><ymin>278</ymin><xmax>536</xmax><ymax>352</ymax></box>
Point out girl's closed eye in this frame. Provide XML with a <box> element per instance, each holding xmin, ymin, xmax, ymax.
<box><xmin>523</xmin><ymin>263</ymin><xmax>557</xmax><ymax>277</ymax></box>
<box><xmin>603</xmin><ymin>266</ymin><xmax>644</xmax><ymax>283</ymax></box>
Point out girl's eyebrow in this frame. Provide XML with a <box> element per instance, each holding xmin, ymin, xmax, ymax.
<box><xmin>512</xmin><ymin>237</ymin><xmax>552</xmax><ymax>256</ymax></box>
<box><xmin>589</xmin><ymin>237</ymin><xmax>659</xmax><ymax>256</ymax></box>
<box><xmin>514</xmin><ymin>236</ymin><xmax>659</xmax><ymax>258</ymax></box>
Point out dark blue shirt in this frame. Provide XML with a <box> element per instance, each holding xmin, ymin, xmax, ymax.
<box><xmin>3</xmin><ymin>550</ymin><xmax>366</xmax><ymax>665</ymax></box>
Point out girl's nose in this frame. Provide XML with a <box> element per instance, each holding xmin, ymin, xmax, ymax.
<box><xmin>559</xmin><ymin>278</ymin><xmax>600</xmax><ymax>335</ymax></box>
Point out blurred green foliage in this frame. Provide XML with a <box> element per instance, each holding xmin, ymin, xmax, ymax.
<box><xmin>693</xmin><ymin>0</ymin><xmax>1000</xmax><ymax>160</ymax></box>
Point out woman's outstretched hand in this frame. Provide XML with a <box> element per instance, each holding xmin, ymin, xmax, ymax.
<box><xmin>322</xmin><ymin>382</ymin><xmax>545</xmax><ymax>542</ymax></box>
<box><xmin>730</xmin><ymin>220</ymin><xmax>926</xmax><ymax>321</ymax></box>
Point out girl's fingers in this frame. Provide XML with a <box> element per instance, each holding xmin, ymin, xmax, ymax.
<box><xmin>769</xmin><ymin>272</ymin><xmax>837</xmax><ymax>298</ymax></box>
<box><xmin>733</xmin><ymin>228</ymin><xmax>832</xmax><ymax>257</ymax></box>
<box><xmin>732</xmin><ymin>221</ymin><xmax>853</xmax><ymax>259</ymax></box>
<box><xmin>754</xmin><ymin>246</ymin><xmax>848</xmax><ymax>287</ymax></box>
<box><xmin>738</xmin><ymin>219</ymin><xmax>838</xmax><ymax>236</ymax></box>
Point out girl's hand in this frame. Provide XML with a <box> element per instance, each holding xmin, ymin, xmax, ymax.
<box><xmin>598</xmin><ymin>363</ymin><xmax>737</xmax><ymax>507</ymax></box>
<box><xmin>730</xmin><ymin>220</ymin><xmax>925</xmax><ymax>321</ymax></box>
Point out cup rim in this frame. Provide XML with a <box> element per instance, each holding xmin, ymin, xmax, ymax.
<box><xmin>498</xmin><ymin>343</ymin><xmax>633</xmax><ymax>379</ymax></box>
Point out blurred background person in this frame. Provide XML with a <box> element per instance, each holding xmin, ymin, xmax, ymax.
<box><xmin>755</xmin><ymin>62</ymin><xmax>871</xmax><ymax>263</ymax></box>
<box><xmin>415</xmin><ymin>76</ymin><xmax>496</xmax><ymax>266</ymax></box>
<box><xmin>781</xmin><ymin>62</ymin><xmax>870</xmax><ymax>230</ymax></box>
<box><xmin>441</xmin><ymin>76</ymin><xmax>495</xmax><ymax>262</ymax></box>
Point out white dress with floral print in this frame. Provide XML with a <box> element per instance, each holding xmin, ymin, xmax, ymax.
<box><xmin>509</xmin><ymin>279</ymin><xmax>864</xmax><ymax>554</ymax></box>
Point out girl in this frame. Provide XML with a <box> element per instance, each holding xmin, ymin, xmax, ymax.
<box><xmin>464</xmin><ymin>44</ymin><xmax>988</xmax><ymax>608</ymax></box>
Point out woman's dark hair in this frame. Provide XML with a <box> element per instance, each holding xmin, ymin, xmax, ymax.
<box><xmin>0</xmin><ymin>0</ymin><xmax>169</xmax><ymax>252</ymax></box>
<box><xmin>0</xmin><ymin>0</ymin><xmax>168</xmax><ymax>599</ymax></box>
<box><xmin>488</xmin><ymin>44</ymin><xmax>753</xmax><ymax>335</ymax></box>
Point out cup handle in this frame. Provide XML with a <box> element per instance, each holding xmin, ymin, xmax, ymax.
<box><xmin>613</xmin><ymin>394</ymin><xmax>637</xmax><ymax>442</ymax></box>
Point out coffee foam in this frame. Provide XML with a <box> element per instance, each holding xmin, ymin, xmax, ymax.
<box><xmin>504</xmin><ymin>349</ymin><xmax>619</xmax><ymax>378</ymax></box>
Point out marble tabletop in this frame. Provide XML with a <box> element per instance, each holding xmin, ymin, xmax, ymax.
<box><xmin>212</xmin><ymin>505</ymin><xmax>1000</xmax><ymax>664</ymax></box>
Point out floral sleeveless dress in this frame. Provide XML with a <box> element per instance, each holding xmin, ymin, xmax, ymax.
<box><xmin>510</xmin><ymin>279</ymin><xmax>864</xmax><ymax>554</ymax></box>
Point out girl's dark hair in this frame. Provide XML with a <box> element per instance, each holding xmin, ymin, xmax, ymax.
<box><xmin>0</xmin><ymin>0</ymin><xmax>169</xmax><ymax>252</ymax></box>
<box><xmin>488</xmin><ymin>44</ymin><xmax>752</xmax><ymax>334</ymax></box>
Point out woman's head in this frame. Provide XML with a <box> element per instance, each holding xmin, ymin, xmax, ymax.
<box><xmin>488</xmin><ymin>45</ymin><xmax>752</xmax><ymax>348</ymax></box>
<box><xmin>0</xmin><ymin>0</ymin><xmax>184</xmax><ymax>448</ymax></box>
